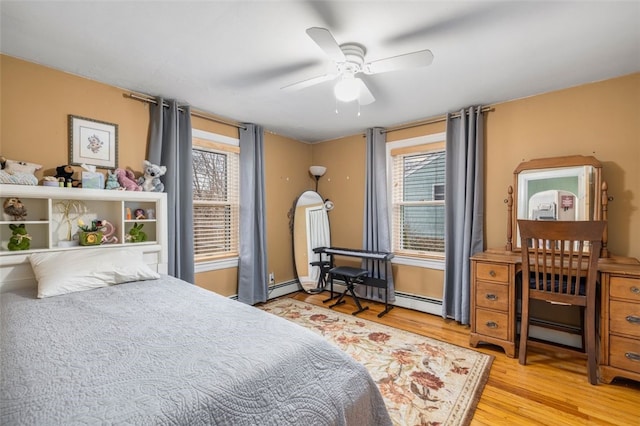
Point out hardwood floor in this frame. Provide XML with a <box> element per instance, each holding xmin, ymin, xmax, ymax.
<box><xmin>288</xmin><ymin>291</ymin><xmax>640</xmax><ymax>426</ymax></box>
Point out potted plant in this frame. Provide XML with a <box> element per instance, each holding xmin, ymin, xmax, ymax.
<box><xmin>77</xmin><ymin>219</ymin><xmax>103</xmax><ymax>246</ymax></box>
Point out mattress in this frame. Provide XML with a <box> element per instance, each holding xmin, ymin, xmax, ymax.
<box><xmin>1</xmin><ymin>275</ymin><xmax>391</xmax><ymax>425</ymax></box>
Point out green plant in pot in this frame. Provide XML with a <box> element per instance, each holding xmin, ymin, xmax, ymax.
<box><xmin>77</xmin><ymin>219</ymin><xmax>103</xmax><ymax>246</ymax></box>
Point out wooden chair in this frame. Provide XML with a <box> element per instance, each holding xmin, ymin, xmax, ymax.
<box><xmin>517</xmin><ymin>219</ymin><xmax>605</xmax><ymax>385</ymax></box>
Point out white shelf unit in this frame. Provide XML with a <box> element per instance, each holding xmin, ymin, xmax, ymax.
<box><xmin>0</xmin><ymin>184</ymin><xmax>168</xmax><ymax>292</ymax></box>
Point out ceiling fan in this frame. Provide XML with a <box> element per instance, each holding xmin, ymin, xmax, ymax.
<box><xmin>282</xmin><ymin>27</ymin><xmax>434</xmax><ymax>106</ymax></box>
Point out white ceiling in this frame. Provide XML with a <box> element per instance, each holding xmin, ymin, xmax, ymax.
<box><xmin>1</xmin><ymin>1</ymin><xmax>639</xmax><ymax>143</ymax></box>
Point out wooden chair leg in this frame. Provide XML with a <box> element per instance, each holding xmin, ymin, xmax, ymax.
<box><xmin>585</xmin><ymin>305</ymin><xmax>598</xmax><ymax>385</ymax></box>
<box><xmin>519</xmin><ymin>289</ymin><xmax>530</xmax><ymax>365</ymax></box>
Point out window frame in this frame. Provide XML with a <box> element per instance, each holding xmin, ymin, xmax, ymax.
<box><xmin>386</xmin><ymin>132</ymin><xmax>446</xmax><ymax>270</ymax></box>
<box><xmin>192</xmin><ymin>128</ymin><xmax>240</xmax><ymax>273</ymax></box>
<box><xmin>432</xmin><ymin>183</ymin><xmax>445</xmax><ymax>201</ymax></box>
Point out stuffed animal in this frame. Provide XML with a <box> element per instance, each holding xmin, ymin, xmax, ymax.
<box><xmin>55</xmin><ymin>165</ymin><xmax>81</xmax><ymax>188</ymax></box>
<box><xmin>0</xmin><ymin>156</ymin><xmax>41</xmax><ymax>185</ymax></box>
<box><xmin>115</xmin><ymin>168</ymin><xmax>142</xmax><ymax>191</ymax></box>
<box><xmin>3</xmin><ymin>197</ymin><xmax>27</xmax><ymax>221</ymax></box>
<box><xmin>8</xmin><ymin>224</ymin><xmax>31</xmax><ymax>251</ymax></box>
<box><xmin>138</xmin><ymin>160</ymin><xmax>167</xmax><ymax>192</ymax></box>
<box><xmin>96</xmin><ymin>219</ymin><xmax>118</xmax><ymax>244</ymax></box>
<box><xmin>4</xmin><ymin>158</ymin><xmax>42</xmax><ymax>175</ymax></box>
<box><xmin>105</xmin><ymin>169</ymin><xmax>122</xmax><ymax>190</ymax></box>
<box><xmin>126</xmin><ymin>222</ymin><xmax>147</xmax><ymax>243</ymax></box>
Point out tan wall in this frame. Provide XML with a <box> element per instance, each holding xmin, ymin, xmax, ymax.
<box><xmin>484</xmin><ymin>73</ymin><xmax>640</xmax><ymax>259</ymax></box>
<box><xmin>311</xmin><ymin>134</ymin><xmax>366</xmax><ymax>249</ymax></box>
<box><xmin>1</xmin><ymin>54</ymin><xmax>315</xmax><ymax>298</ymax></box>
<box><xmin>195</xmin><ymin>267</ymin><xmax>238</xmax><ymax>296</ymax></box>
<box><xmin>1</xmin><ymin>55</ymin><xmax>149</xmax><ymax>176</ymax></box>
<box><xmin>311</xmin><ymin>74</ymin><xmax>640</xmax><ymax>300</ymax></box>
<box><xmin>3</xmin><ymin>54</ymin><xmax>638</xmax><ymax>302</ymax></box>
<box><xmin>263</xmin><ymin>132</ymin><xmax>314</xmax><ymax>286</ymax></box>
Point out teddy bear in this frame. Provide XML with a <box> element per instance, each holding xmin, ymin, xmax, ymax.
<box><xmin>137</xmin><ymin>160</ymin><xmax>167</xmax><ymax>192</ymax></box>
<box><xmin>55</xmin><ymin>165</ymin><xmax>81</xmax><ymax>187</ymax></box>
<box><xmin>115</xmin><ymin>168</ymin><xmax>142</xmax><ymax>191</ymax></box>
<box><xmin>8</xmin><ymin>224</ymin><xmax>31</xmax><ymax>251</ymax></box>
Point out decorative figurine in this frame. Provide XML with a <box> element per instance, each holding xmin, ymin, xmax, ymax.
<box><xmin>8</xmin><ymin>224</ymin><xmax>31</xmax><ymax>250</ymax></box>
<box><xmin>3</xmin><ymin>197</ymin><xmax>27</xmax><ymax>221</ymax></box>
<box><xmin>126</xmin><ymin>223</ymin><xmax>147</xmax><ymax>243</ymax></box>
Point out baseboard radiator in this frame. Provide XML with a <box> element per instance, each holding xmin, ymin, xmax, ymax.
<box><xmin>262</xmin><ymin>280</ymin><xmax>444</xmax><ymax>315</ymax></box>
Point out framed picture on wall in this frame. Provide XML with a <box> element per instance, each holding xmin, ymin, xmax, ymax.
<box><xmin>68</xmin><ymin>115</ymin><xmax>118</xmax><ymax>169</ymax></box>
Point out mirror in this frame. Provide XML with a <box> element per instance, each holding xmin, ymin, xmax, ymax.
<box><xmin>293</xmin><ymin>190</ymin><xmax>331</xmax><ymax>293</ymax></box>
<box><xmin>508</xmin><ymin>155</ymin><xmax>608</xmax><ymax>253</ymax></box>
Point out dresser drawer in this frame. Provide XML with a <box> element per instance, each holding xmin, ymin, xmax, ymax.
<box><xmin>475</xmin><ymin>309</ymin><xmax>509</xmax><ymax>340</ymax></box>
<box><xmin>476</xmin><ymin>281</ymin><xmax>509</xmax><ymax>311</ymax></box>
<box><xmin>476</xmin><ymin>262</ymin><xmax>509</xmax><ymax>283</ymax></box>
<box><xmin>609</xmin><ymin>300</ymin><xmax>640</xmax><ymax>337</ymax></box>
<box><xmin>609</xmin><ymin>335</ymin><xmax>640</xmax><ymax>374</ymax></box>
<box><xmin>610</xmin><ymin>276</ymin><xmax>640</xmax><ymax>302</ymax></box>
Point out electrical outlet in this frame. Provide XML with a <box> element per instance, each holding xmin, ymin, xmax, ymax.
<box><xmin>269</xmin><ymin>272</ymin><xmax>275</xmax><ymax>285</ymax></box>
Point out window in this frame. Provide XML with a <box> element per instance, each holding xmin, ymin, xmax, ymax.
<box><xmin>432</xmin><ymin>183</ymin><xmax>445</xmax><ymax>201</ymax></box>
<box><xmin>192</xmin><ymin>130</ymin><xmax>239</xmax><ymax>265</ymax></box>
<box><xmin>388</xmin><ymin>133</ymin><xmax>446</xmax><ymax>260</ymax></box>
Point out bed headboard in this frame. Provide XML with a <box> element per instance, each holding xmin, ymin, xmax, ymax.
<box><xmin>0</xmin><ymin>184</ymin><xmax>168</xmax><ymax>293</ymax></box>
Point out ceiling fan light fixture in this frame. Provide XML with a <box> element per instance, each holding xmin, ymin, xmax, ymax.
<box><xmin>334</xmin><ymin>75</ymin><xmax>360</xmax><ymax>102</ymax></box>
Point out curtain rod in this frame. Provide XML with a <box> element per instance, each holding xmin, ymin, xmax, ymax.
<box><xmin>382</xmin><ymin>106</ymin><xmax>494</xmax><ymax>134</ymax></box>
<box><xmin>124</xmin><ymin>92</ymin><xmax>246</xmax><ymax>130</ymax></box>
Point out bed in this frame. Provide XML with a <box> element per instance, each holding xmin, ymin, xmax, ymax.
<box><xmin>1</xmin><ymin>263</ymin><xmax>391</xmax><ymax>425</ymax></box>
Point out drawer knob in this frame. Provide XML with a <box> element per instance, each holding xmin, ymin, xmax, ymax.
<box><xmin>631</xmin><ymin>286</ymin><xmax>640</xmax><ymax>295</ymax></box>
<box><xmin>489</xmin><ymin>270</ymin><xmax>497</xmax><ymax>277</ymax></box>
<box><xmin>485</xmin><ymin>293</ymin><xmax>498</xmax><ymax>301</ymax></box>
<box><xmin>485</xmin><ymin>321</ymin><xmax>498</xmax><ymax>329</ymax></box>
<box><xmin>626</xmin><ymin>315</ymin><xmax>640</xmax><ymax>324</ymax></box>
<box><xmin>625</xmin><ymin>352</ymin><xmax>640</xmax><ymax>362</ymax></box>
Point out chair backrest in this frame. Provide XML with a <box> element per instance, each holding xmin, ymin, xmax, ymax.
<box><xmin>518</xmin><ymin>220</ymin><xmax>605</xmax><ymax>305</ymax></box>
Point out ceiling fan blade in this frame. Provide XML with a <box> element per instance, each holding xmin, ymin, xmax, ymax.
<box><xmin>281</xmin><ymin>73</ymin><xmax>336</xmax><ymax>92</ymax></box>
<box><xmin>356</xmin><ymin>79</ymin><xmax>375</xmax><ymax>105</ymax></box>
<box><xmin>306</xmin><ymin>27</ymin><xmax>346</xmax><ymax>62</ymax></box>
<box><xmin>364</xmin><ymin>49</ymin><xmax>434</xmax><ymax>75</ymax></box>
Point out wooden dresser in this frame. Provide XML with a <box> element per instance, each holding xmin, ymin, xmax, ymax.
<box><xmin>470</xmin><ymin>250</ymin><xmax>640</xmax><ymax>383</ymax></box>
<box><xmin>598</xmin><ymin>260</ymin><xmax>640</xmax><ymax>383</ymax></box>
<box><xmin>469</xmin><ymin>250</ymin><xmax>521</xmax><ymax>358</ymax></box>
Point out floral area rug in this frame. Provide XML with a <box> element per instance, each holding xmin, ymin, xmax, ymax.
<box><xmin>259</xmin><ymin>299</ymin><xmax>493</xmax><ymax>426</ymax></box>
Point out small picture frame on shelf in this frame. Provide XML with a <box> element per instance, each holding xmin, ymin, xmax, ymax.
<box><xmin>68</xmin><ymin>115</ymin><xmax>118</xmax><ymax>169</ymax></box>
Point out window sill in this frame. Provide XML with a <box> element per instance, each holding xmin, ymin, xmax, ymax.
<box><xmin>391</xmin><ymin>255</ymin><xmax>445</xmax><ymax>270</ymax></box>
<box><xmin>195</xmin><ymin>257</ymin><xmax>239</xmax><ymax>273</ymax></box>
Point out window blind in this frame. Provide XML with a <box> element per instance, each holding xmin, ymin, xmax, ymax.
<box><xmin>391</xmin><ymin>148</ymin><xmax>446</xmax><ymax>255</ymax></box>
<box><xmin>192</xmin><ymin>146</ymin><xmax>239</xmax><ymax>261</ymax></box>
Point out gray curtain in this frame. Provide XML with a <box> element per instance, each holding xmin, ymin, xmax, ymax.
<box><xmin>148</xmin><ymin>98</ymin><xmax>194</xmax><ymax>283</ymax></box>
<box><xmin>442</xmin><ymin>106</ymin><xmax>484</xmax><ymax>324</ymax></box>
<box><xmin>238</xmin><ymin>123</ymin><xmax>269</xmax><ymax>305</ymax></box>
<box><xmin>360</xmin><ymin>127</ymin><xmax>395</xmax><ymax>302</ymax></box>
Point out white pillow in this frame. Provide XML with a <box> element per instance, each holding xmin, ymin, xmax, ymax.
<box><xmin>29</xmin><ymin>248</ymin><xmax>160</xmax><ymax>298</ymax></box>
